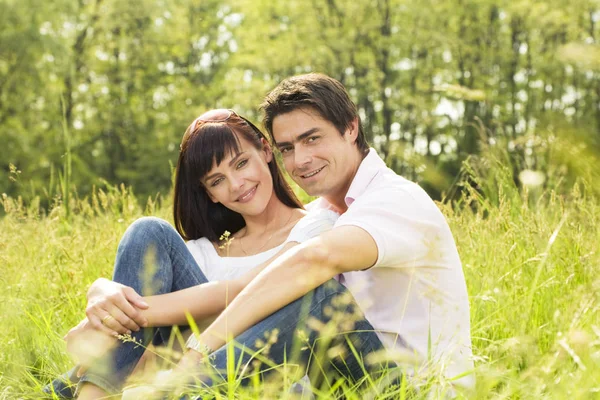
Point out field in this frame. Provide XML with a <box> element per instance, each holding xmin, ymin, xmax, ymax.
<box><xmin>1</xmin><ymin>151</ymin><xmax>599</xmax><ymax>399</ymax></box>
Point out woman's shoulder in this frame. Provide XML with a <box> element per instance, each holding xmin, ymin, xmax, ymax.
<box><xmin>186</xmin><ymin>236</ymin><xmax>213</xmax><ymax>247</ymax></box>
<box><xmin>286</xmin><ymin>207</ymin><xmax>340</xmax><ymax>243</ymax></box>
<box><xmin>185</xmin><ymin>237</ymin><xmax>215</xmax><ymax>257</ymax></box>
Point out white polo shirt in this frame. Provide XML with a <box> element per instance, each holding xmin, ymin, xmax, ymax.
<box><xmin>309</xmin><ymin>149</ymin><xmax>474</xmax><ymax>387</ymax></box>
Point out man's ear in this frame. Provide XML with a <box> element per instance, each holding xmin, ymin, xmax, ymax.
<box><xmin>345</xmin><ymin>117</ymin><xmax>360</xmax><ymax>144</ymax></box>
<box><xmin>261</xmin><ymin>138</ymin><xmax>274</xmax><ymax>163</ymax></box>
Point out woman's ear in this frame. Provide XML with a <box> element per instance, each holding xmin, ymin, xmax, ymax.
<box><xmin>202</xmin><ymin>183</ymin><xmax>219</xmax><ymax>203</ymax></box>
<box><xmin>208</xmin><ymin>192</ymin><xmax>219</xmax><ymax>203</ymax></box>
<box><xmin>261</xmin><ymin>138</ymin><xmax>273</xmax><ymax>163</ymax></box>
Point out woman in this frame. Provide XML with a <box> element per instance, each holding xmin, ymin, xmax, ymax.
<box><xmin>46</xmin><ymin>109</ymin><xmax>337</xmax><ymax>399</ymax></box>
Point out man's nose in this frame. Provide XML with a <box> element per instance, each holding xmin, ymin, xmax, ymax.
<box><xmin>294</xmin><ymin>147</ymin><xmax>312</xmax><ymax>168</ymax></box>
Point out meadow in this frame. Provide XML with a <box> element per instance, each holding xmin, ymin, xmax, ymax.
<box><xmin>1</xmin><ymin>143</ymin><xmax>599</xmax><ymax>399</ymax></box>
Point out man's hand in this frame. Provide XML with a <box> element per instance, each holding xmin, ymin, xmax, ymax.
<box><xmin>86</xmin><ymin>278</ymin><xmax>149</xmax><ymax>335</ymax></box>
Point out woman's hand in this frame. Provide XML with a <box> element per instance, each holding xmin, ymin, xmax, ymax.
<box><xmin>86</xmin><ymin>278</ymin><xmax>149</xmax><ymax>335</ymax></box>
<box><xmin>64</xmin><ymin>318</ymin><xmax>118</xmax><ymax>375</ymax></box>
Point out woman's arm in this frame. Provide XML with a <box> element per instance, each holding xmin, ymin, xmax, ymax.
<box><xmin>140</xmin><ymin>242</ymin><xmax>299</xmax><ymax>327</ymax></box>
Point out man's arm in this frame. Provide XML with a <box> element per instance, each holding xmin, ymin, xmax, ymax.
<box><xmin>194</xmin><ymin>225</ymin><xmax>377</xmax><ymax>352</ymax></box>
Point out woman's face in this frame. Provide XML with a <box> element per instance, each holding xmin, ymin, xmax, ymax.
<box><xmin>202</xmin><ymin>134</ymin><xmax>274</xmax><ymax>217</ymax></box>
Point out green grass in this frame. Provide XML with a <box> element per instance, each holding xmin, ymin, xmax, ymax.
<box><xmin>2</xmin><ymin>153</ymin><xmax>600</xmax><ymax>399</ymax></box>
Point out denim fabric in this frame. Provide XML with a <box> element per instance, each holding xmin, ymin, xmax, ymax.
<box><xmin>44</xmin><ymin>217</ymin><xmax>209</xmax><ymax>398</ymax></box>
<box><xmin>183</xmin><ymin>279</ymin><xmax>386</xmax><ymax>397</ymax></box>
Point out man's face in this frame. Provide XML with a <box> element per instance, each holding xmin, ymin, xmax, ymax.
<box><xmin>272</xmin><ymin>107</ymin><xmax>360</xmax><ymax>204</ymax></box>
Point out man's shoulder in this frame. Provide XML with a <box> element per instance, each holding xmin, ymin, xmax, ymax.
<box><xmin>357</xmin><ymin>168</ymin><xmax>427</xmax><ymax>203</ymax></box>
<box><xmin>347</xmin><ymin>169</ymin><xmax>446</xmax><ymax>227</ymax></box>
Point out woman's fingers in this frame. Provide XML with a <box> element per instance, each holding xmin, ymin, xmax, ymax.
<box><xmin>96</xmin><ymin>310</ymin><xmax>131</xmax><ymax>334</ymax></box>
<box><xmin>86</xmin><ymin>312</ymin><xmax>120</xmax><ymax>337</ymax></box>
<box><xmin>86</xmin><ymin>305</ymin><xmax>123</xmax><ymax>335</ymax></box>
<box><xmin>86</xmin><ymin>291</ymin><xmax>146</xmax><ymax>333</ymax></box>
<box><xmin>106</xmin><ymin>304</ymin><xmax>140</xmax><ymax>333</ymax></box>
<box><xmin>123</xmin><ymin>286</ymin><xmax>149</xmax><ymax>310</ymax></box>
<box><xmin>111</xmin><ymin>291</ymin><xmax>148</xmax><ymax>328</ymax></box>
<box><xmin>85</xmin><ymin>281</ymin><xmax>149</xmax><ymax>328</ymax></box>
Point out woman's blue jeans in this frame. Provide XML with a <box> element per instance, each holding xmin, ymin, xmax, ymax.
<box><xmin>45</xmin><ymin>217</ymin><xmax>385</xmax><ymax>397</ymax></box>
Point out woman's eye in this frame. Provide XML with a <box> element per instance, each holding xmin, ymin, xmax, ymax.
<box><xmin>211</xmin><ymin>178</ymin><xmax>223</xmax><ymax>187</ymax></box>
<box><xmin>237</xmin><ymin>159</ymin><xmax>248</xmax><ymax>169</ymax></box>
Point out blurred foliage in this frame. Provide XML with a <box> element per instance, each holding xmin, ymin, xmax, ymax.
<box><xmin>1</xmin><ymin>0</ymin><xmax>600</xmax><ymax>206</ymax></box>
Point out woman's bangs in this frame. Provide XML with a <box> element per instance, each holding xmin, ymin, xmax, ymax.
<box><xmin>185</xmin><ymin>124</ymin><xmax>242</xmax><ymax>178</ymax></box>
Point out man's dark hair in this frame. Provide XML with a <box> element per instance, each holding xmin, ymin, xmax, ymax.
<box><xmin>260</xmin><ymin>73</ymin><xmax>369</xmax><ymax>155</ymax></box>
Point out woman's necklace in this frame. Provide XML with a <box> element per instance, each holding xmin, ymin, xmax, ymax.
<box><xmin>239</xmin><ymin>210</ymin><xmax>295</xmax><ymax>256</ymax></box>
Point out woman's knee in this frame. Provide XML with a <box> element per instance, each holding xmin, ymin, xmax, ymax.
<box><xmin>119</xmin><ymin>217</ymin><xmax>180</xmax><ymax>248</ymax></box>
<box><xmin>114</xmin><ymin>217</ymin><xmax>176</xmax><ymax>268</ymax></box>
<box><xmin>126</xmin><ymin>217</ymin><xmax>171</xmax><ymax>237</ymax></box>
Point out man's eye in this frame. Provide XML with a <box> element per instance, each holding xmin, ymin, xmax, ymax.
<box><xmin>236</xmin><ymin>159</ymin><xmax>248</xmax><ymax>169</ymax></box>
<box><xmin>280</xmin><ymin>147</ymin><xmax>292</xmax><ymax>154</ymax></box>
<box><xmin>307</xmin><ymin>136</ymin><xmax>319</xmax><ymax>143</ymax></box>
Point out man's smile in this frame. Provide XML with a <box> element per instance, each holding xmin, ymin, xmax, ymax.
<box><xmin>299</xmin><ymin>166</ymin><xmax>325</xmax><ymax>179</ymax></box>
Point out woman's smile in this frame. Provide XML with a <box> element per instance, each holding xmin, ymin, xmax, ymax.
<box><xmin>236</xmin><ymin>185</ymin><xmax>258</xmax><ymax>203</ymax></box>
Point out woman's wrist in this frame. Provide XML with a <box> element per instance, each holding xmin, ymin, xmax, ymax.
<box><xmin>139</xmin><ymin>296</ymin><xmax>159</xmax><ymax>327</ymax></box>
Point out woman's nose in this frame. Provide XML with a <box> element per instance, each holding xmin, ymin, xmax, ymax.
<box><xmin>229</xmin><ymin>175</ymin><xmax>244</xmax><ymax>192</ymax></box>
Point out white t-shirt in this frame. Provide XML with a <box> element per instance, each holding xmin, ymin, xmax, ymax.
<box><xmin>185</xmin><ymin>208</ymin><xmax>339</xmax><ymax>281</ymax></box>
<box><xmin>309</xmin><ymin>149</ymin><xmax>474</xmax><ymax>388</ymax></box>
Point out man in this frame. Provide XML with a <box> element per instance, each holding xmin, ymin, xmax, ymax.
<box><xmin>177</xmin><ymin>73</ymin><xmax>474</xmax><ymax>391</ymax></box>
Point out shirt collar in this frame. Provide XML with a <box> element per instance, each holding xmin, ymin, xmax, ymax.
<box><xmin>307</xmin><ymin>148</ymin><xmax>386</xmax><ymax>213</ymax></box>
<box><xmin>343</xmin><ymin>148</ymin><xmax>385</xmax><ymax>207</ymax></box>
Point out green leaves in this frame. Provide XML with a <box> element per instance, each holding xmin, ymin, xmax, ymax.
<box><xmin>2</xmin><ymin>0</ymin><xmax>600</xmax><ymax>206</ymax></box>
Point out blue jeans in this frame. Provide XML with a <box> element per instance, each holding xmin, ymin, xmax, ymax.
<box><xmin>191</xmin><ymin>279</ymin><xmax>387</xmax><ymax>394</ymax></box>
<box><xmin>45</xmin><ymin>217</ymin><xmax>386</xmax><ymax>397</ymax></box>
<box><xmin>45</xmin><ymin>217</ymin><xmax>209</xmax><ymax>397</ymax></box>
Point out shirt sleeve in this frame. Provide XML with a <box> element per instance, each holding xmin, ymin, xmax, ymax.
<box><xmin>185</xmin><ymin>238</ymin><xmax>213</xmax><ymax>280</ymax></box>
<box><xmin>334</xmin><ymin>186</ymin><xmax>445</xmax><ymax>269</ymax></box>
<box><xmin>285</xmin><ymin>208</ymin><xmax>339</xmax><ymax>244</ymax></box>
